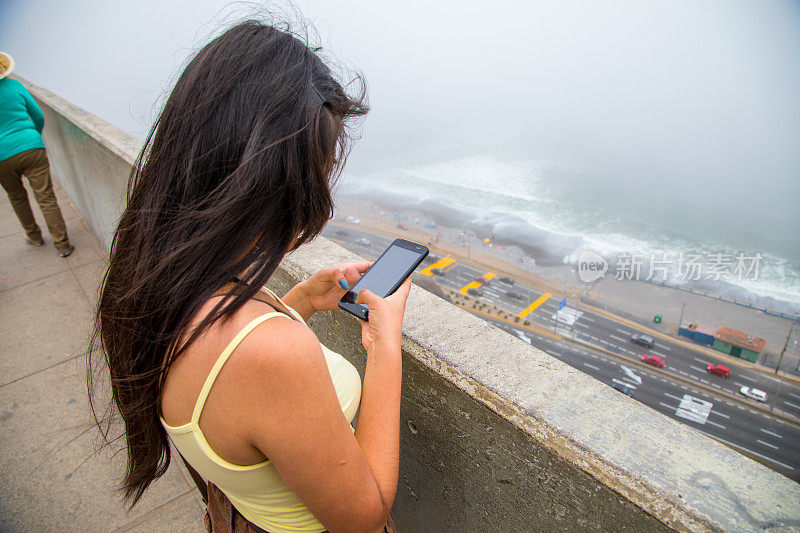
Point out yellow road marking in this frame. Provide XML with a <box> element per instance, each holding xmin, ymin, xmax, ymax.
<box><xmin>419</xmin><ymin>257</ymin><xmax>455</xmax><ymax>276</ymax></box>
<box><xmin>517</xmin><ymin>292</ymin><xmax>551</xmax><ymax>319</ymax></box>
<box><xmin>459</xmin><ymin>281</ymin><xmax>482</xmax><ymax>294</ymax></box>
<box><xmin>459</xmin><ymin>271</ymin><xmax>496</xmax><ymax>294</ymax></box>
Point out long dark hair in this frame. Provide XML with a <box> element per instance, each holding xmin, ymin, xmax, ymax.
<box><xmin>89</xmin><ymin>20</ymin><xmax>368</xmax><ymax>506</ymax></box>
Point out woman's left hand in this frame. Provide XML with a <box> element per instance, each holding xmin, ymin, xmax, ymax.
<box><xmin>283</xmin><ymin>262</ymin><xmax>372</xmax><ymax>320</ymax></box>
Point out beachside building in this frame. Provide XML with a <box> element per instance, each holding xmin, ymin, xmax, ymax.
<box><xmin>712</xmin><ymin>326</ymin><xmax>767</xmax><ymax>362</ymax></box>
<box><xmin>678</xmin><ymin>322</ymin><xmax>717</xmax><ymax>347</ymax></box>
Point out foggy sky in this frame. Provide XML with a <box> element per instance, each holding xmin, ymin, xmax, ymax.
<box><xmin>2</xmin><ymin>0</ymin><xmax>799</xmax><ymax>213</ymax></box>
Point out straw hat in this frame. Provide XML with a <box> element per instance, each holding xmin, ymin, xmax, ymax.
<box><xmin>0</xmin><ymin>52</ymin><xmax>15</xmax><ymax>79</ymax></box>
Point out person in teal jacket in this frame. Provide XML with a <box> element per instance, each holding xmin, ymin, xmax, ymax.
<box><xmin>0</xmin><ymin>51</ymin><xmax>74</xmax><ymax>257</ymax></box>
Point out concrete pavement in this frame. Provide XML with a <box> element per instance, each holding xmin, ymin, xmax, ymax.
<box><xmin>0</xmin><ymin>179</ymin><xmax>204</xmax><ymax>531</ymax></box>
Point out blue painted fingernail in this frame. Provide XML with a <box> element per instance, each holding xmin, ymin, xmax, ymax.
<box><xmin>339</xmin><ymin>279</ymin><xmax>350</xmax><ymax>290</ymax></box>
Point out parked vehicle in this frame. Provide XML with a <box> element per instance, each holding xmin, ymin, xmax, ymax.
<box><xmin>354</xmin><ymin>237</ymin><xmax>370</xmax><ymax>246</ymax></box>
<box><xmin>641</xmin><ymin>354</ymin><xmax>665</xmax><ymax>367</ymax></box>
<box><xmin>706</xmin><ymin>364</ymin><xmax>731</xmax><ymax>378</ymax></box>
<box><xmin>335</xmin><ymin>229</ymin><xmax>348</xmax><ymax>237</ymax></box>
<box><xmin>611</xmin><ymin>382</ymin><xmax>635</xmax><ymax>397</ymax></box>
<box><xmin>739</xmin><ymin>387</ymin><xmax>767</xmax><ymax>402</ymax></box>
<box><xmin>431</xmin><ymin>268</ymin><xmax>446</xmax><ymax>276</ymax></box>
<box><xmin>397</xmin><ymin>223</ymin><xmax>409</xmax><ymax>230</ymax></box>
<box><xmin>507</xmin><ymin>290</ymin><xmax>523</xmax><ymax>300</ymax></box>
<box><xmin>630</xmin><ymin>333</ymin><xmax>655</xmax><ymax>349</ymax></box>
<box><xmin>467</xmin><ymin>287</ymin><xmax>484</xmax><ymax>297</ymax></box>
<box><xmin>476</xmin><ymin>276</ymin><xmax>492</xmax><ymax>285</ymax></box>
<box><xmin>345</xmin><ymin>216</ymin><xmax>360</xmax><ymax>224</ymax></box>
<box><xmin>498</xmin><ymin>276</ymin><xmax>515</xmax><ymax>285</ymax></box>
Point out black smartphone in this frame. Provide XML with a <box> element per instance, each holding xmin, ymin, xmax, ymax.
<box><xmin>338</xmin><ymin>238</ymin><xmax>429</xmax><ymax>320</ymax></box>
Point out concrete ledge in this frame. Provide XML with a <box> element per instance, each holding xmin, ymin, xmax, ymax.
<box><xmin>15</xmin><ymin>75</ymin><xmax>142</xmax><ymax>249</ymax></box>
<box><xmin>19</xmin><ymin>77</ymin><xmax>800</xmax><ymax>532</ymax></box>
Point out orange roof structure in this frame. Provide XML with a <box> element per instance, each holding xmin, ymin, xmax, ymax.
<box><xmin>714</xmin><ymin>327</ymin><xmax>766</xmax><ymax>353</ymax></box>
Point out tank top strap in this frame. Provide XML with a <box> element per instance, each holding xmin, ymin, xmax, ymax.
<box><xmin>190</xmin><ymin>312</ymin><xmax>288</xmax><ymax>425</ymax></box>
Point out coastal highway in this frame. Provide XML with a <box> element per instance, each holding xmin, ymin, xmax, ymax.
<box><xmin>322</xmin><ymin>221</ymin><xmax>800</xmax><ymax>477</ymax></box>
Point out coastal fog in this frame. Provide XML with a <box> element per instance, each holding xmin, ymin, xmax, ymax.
<box><xmin>2</xmin><ymin>0</ymin><xmax>799</xmax><ymax>309</ymax></box>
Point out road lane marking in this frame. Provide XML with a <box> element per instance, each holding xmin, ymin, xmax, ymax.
<box><xmin>739</xmin><ymin>375</ymin><xmax>757</xmax><ymax>383</ymax></box>
<box><xmin>621</xmin><ymin>366</ymin><xmax>642</xmax><ymax>385</ymax></box>
<box><xmin>690</xmin><ymin>365</ymin><xmax>707</xmax><ymax>373</ymax></box>
<box><xmin>613</xmin><ymin>378</ymin><xmax>637</xmax><ymax>389</ymax></box>
<box><xmin>650</xmin><ymin>350</ymin><xmax>667</xmax><ymax>357</ymax></box>
<box><xmin>760</xmin><ymin>428</ymin><xmax>783</xmax><ymax>439</ymax></box>
<box><xmin>784</xmin><ymin>401</ymin><xmax>800</xmax><ymax>410</ymax></box>
<box><xmin>711</xmin><ymin>410</ymin><xmax>730</xmax><ymax>419</ymax></box>
<box><xmin>581</xmin><ymin>315</ymin><xmax>596</xmax><ymax>323</ymax></box>
<box><xmin>458</xmin><ymin>271</ymin><xmax>495</xmax><ymax>294</ymax></box>
<box><xmin>697</xmin><ymin>431</ymin><xmax>794</xmax><ymax>469</ymax></box>
<box><xmin>705</xmin><ymin>420</ymin><xmax>726</xmax><ymax>429</ymax></box>
<box><xmin>786</xmin><ymin>391</ymin><xmax>800</xmax><ymax>400</ymax></box>
<box><xmin>756</xmin><ymin>439</ymin><xmax>779</xmax><ymax>450</ymax></box>
<box><xmin>615</xmin><ymin>327</ymin><xmax>631</xmax><ymax>335</ymax></box>
<box><xmin>517</xmin><ymin>292</ymin><xmax>551</xmax><ymax>318</ymax></box>
<box><xmin>609</xmin><ymin>334</ymin><xmax>627</xmax><ymax>342</ymax></box>
<box><xmin>419</xmin><ymin>256</ymin><xmax>455</xmax><ymax>276</ymax></box>
<box><xmin>658</xmin><ymin>402</ymin><xmax>676</xmax><ymax>410</ymax></box>
<box><xmin>734</xmin><ymin>382</ymin><xmax>747</xmax><ymax>389</ymax></box>
<box><xmin>583</xmin><ymin>363</ymin><xmax>600</xmax><ymax>371</ymax></box>
<box><xmin>674</xmin><ymin>394</ymin><xmax>714</xmax><ymax>425</ymax></box>
<box><xmin>693</xmin><ymin>357</ymin><xmax>710</xmax><ymax>365</ymax></box>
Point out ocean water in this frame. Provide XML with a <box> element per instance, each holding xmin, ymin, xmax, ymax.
<box><xmin>341</xmin><ymin>153</ymin><xmax>800</xmax><ymax>314</ymax></box>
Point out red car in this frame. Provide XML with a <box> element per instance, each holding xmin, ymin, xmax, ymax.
<box><xmin>707</xmin><ymin>364</ymin><xmax>731</xmax><ymax>377</ymax></box>
<box><xmin>641</xmin><ymin>354</ymin><xmax>665</xmax><ymax>367</ymax></box>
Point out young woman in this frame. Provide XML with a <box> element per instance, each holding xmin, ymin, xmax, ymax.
<box><xmin>91</xmin><ymin>21</ymin><xmax>407</xmax><ymax>533</ymax></box>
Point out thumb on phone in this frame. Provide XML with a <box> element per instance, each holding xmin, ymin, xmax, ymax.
<box><xmin>354</xmin><ymin>289</ymin><xmax>380</xmax><ymax>307</ymax></box>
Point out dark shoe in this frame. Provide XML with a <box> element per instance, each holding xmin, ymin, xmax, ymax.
<box><xmin>58</xmin><ymin>244</ymin><xmax>75</xmax><ymax>258</ymax></box>
<box><xmin>26</xmin><ymin>237</ymin><xmax>45</xmax><ymax>246</ymax></box>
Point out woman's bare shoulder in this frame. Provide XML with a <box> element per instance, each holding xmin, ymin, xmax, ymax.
<box><xmin>161</xmin><ymin>294</ymin><xmax>312</xmax><ymax>426</ymax></box>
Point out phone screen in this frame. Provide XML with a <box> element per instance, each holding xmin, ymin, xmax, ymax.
<box><xmin>339</xmin><ymin>239</ymin><xmax>428</xmax><ymax>320</ymax></box>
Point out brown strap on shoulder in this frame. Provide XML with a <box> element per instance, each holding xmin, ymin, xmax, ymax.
<box><xmin>178</xmin><ymin>451</ymin><xmax>209</xmax><ymax>504</ymax></box>
<box><xmin>214</xmin><ymin>283</ymin><xmax>298</xmax><ymax>322</ymax></box>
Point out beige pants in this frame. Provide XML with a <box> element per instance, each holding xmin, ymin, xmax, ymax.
<box><xmin>0</xmin><ymin>148</ymin><xmax>71</xmax><ymax>252</ymax></box>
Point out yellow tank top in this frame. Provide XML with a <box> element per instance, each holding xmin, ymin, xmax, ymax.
<box><xmin>161</xmin><ymin>288</ymin><xmax>362</xmax><ymax>533</ymax></box>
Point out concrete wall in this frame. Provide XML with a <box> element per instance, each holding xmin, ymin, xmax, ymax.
<box><xmin>18</xmin><ymin>77</ymin><xmax>142</xmax><ymax>249</ymax></box>
<box><xmin>19</xmin><ymin>76</ymin><xmax>800</xmax><ymax>532</ymax></box>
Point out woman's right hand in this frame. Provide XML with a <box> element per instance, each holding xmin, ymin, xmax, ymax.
<box><xmin>354</xmin><ymin>276</ymin><xmax>413</xmax><ymax>355</ymax></box>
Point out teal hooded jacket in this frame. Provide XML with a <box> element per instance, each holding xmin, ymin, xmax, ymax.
<box><xmin>0</xmin><ymin>77</ymin><xmax>46</xmax><ymax>162</ymax></box>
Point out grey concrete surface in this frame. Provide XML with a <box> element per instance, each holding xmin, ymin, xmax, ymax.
<box><xmin>17</xmin><ymin>76</ymin><xmax>142</xmax><ymax>250</ymax></box>
<box><xmin>0</xmin><ymin>192</ymin><xmax>203</xmax><ymax>531</ymax></box>
<box><xmin>5</xmin><ymin>76</ymin><xmax>800</xmax><ymax>532</ymax></box>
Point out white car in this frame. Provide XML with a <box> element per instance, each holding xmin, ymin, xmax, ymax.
<box><xmin>739</xmin><ymin>386</ymin><xmax>767</xmax><ymax>403</ymax></box>
<box><xmin>345</xmin><ymin>216</ymin><xmax>360</xmax><ymax>224</ymax></box>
